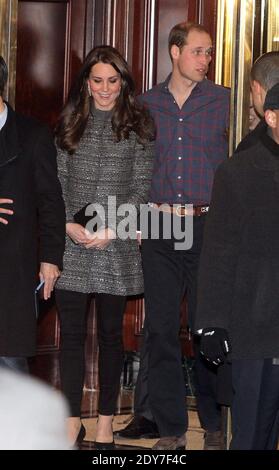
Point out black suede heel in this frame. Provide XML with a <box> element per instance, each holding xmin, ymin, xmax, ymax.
<box><xmin>94</xmin><ymin>440</ymin><xmax>115</xmax><ymax>450</ymax></box>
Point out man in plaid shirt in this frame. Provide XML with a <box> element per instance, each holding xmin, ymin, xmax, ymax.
<box><xmin>115</xmin><ymin>22</ymin><xmax>230</xmax><ymax>450</ymax></box>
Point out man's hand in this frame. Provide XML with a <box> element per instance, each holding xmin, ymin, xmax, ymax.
<box><xmin>39</xmin><ymin>262</ymin><xmax>60</xmax><ymax>300</ymax></box>
<box><xmin>200</xmin><ymin>327</ymin><xmax>231</xmax><ymax>365</ymax></box>
<box><xmin>0</xmin><ymin>198</ymin><xmax>14</xmax><ymax>225</ymax></box>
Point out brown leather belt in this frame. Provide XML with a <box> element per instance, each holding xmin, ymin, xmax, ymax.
<box><xmin>150</xmin><ymin>203</ymin><xmax>209</xmax><ymax>217</ymax></box>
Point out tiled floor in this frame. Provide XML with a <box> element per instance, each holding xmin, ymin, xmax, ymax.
<box><xmin>80</xmin><ymin>390</ymin><xmax>279</xmax><ymax>450</ymax></box>
<box><xmin>80</xmin><ymin>389</ymin><xmax>234</xmax><ymax>450</ymax></box>
<box><xmin>80</xmin><ymin>388</ymin><xmax>205</xmax><ymax>450</ymax></box>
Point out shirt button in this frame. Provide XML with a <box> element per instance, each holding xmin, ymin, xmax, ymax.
<box><xmin>178</xmin><ymin>156</ymin><xmax>182</xmax><ymax>160</ymax></box>
<box><xmin>178</xmin><ymin>137</ymin><xmax>182</xmax><ymax>141</ymax></box>
<box><xmin>177</xmin><ymin>175</ymin><xmax>182</xmax><ymax>180</ymax></box>
<box><xmin>179</xmin><ymin>118</ymin><xmax>183</xmax><ymax>122</ymax></box>
<box><xmin>178</xmin><ymin>194</ymin><xmax>182</xmax><ymax>198</ymax></box>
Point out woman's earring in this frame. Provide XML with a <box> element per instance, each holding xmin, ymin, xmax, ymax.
<box><xmin>87</xmin><ymin>83</ymin><xmax>92</xmax><ymax>96</ymax></box>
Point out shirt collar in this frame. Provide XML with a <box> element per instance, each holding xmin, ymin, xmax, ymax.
<box><xmin>159</xmin><ymin>75</ymin><xmax>209</xmax><ymax>97</ymax></box>
<box><xmin>0</xmin><ymin>103</ymin><xmax>8</xmax><ymax>131</ymax></box>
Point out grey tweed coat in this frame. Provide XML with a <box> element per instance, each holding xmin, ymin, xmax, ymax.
<box><xmin>56</xmin><ymin>108</ymin><xmax>154</xmax><ymax>296</ymax></box>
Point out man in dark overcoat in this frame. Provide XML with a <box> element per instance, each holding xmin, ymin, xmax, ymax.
<box><xmin>196</xmin><ymin>83</ymin><xmax>279</xmax><ymax>449</ymax></box>
<box><xmin>0</xmin><ymin>56</ymin><xmax>65</xmax><ymax>371</ymax></box>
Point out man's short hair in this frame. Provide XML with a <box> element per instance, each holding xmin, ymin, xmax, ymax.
<box><xmin>251</xmin><ymin>52</ymin><xmax>279</xmax><ymax>91</ymax></box>
<box><xmin>0</xmin><ymin>56</ymin><xmax>8</xmax><ymax>97</ymax></box>
<box><xmin>168</xmin><ymin>22</ymin><xmax>210</xmax><ymax>60</ymax></box>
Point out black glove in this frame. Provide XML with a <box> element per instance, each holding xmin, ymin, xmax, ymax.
<box><xmin>200</xmin><ymin>327</ymin><xmax>231</xmax><ymax>365</ymax></box>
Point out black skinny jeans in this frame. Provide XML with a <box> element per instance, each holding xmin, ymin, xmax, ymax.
<box><xmin>55</xmin><ymin>289</ymin><xmax>126</xmax><ymax>416</ymax></box>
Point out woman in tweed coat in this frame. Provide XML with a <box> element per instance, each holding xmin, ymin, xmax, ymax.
<box><xmin>55</xmin><ymin>46</ymin><xmax>154</xmax><ymax>448</ymax></box>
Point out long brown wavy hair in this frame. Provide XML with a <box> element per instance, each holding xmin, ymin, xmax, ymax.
<box><xmin>56</xmin><ymin>45</ymin><xmax>155</xmax><ymax>154</ymax></box>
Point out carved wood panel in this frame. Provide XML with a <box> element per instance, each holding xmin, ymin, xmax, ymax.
<box><xmin>15</xmin><ymin>0</ymin><xmax>89</xmax><ymax>127</ymax></box>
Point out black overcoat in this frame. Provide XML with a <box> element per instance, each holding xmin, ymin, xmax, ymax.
<box><xmin>0</xmin><ymin>104</ymin><xmax>65</xmax><ymax>356</ymax></box>
<box><xmin>196</xmin><ymin>132</ymin><xmax>279</xmax><ymax>359</ymax></box>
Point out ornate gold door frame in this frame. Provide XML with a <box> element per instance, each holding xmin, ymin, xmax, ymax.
<box><xmin>0</xmin><ymin>0</ymin><xmax>18</xmax><ymax>106</ymax></box>
<box><xmin>215</xmin><ymin>0</ymin><xmax>279</xmax><ymax>153</ymax></box>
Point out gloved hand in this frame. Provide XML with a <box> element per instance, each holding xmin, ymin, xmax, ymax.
<box><xmin>200</xmin><ymin>327</ymin><xmax>231</xmax><ymax>365</ymax></box>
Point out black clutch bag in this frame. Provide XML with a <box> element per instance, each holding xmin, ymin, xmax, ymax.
<box><xmin>73</xmin><ymin>203</ymin><xmax>102</xmax><ymax>232</ymax></box>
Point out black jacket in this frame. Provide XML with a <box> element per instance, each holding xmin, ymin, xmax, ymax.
<box><xmin>0</xmin><ymin>104</ymin><xmax>65</xmax><ymax>356</ymax></box>
<box><xmin>235</xmin><ymin>119</ymin><xmax>267</xmax><ymax>153</ymax></box>
<box><xmin>196</xmin><ymin>130</ymin><xmax>279</xmax><ymax>359</ymax></box>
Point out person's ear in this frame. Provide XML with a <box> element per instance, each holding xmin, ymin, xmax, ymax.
<box><xmin>264</xmin><ymin>109</ymin><xmax>277</xmax><ymax>128</ymax></box>
<box><xmin>170</xmin><ymin>45</ymin><xmax>181</xmax><ymax>62</ymax></box>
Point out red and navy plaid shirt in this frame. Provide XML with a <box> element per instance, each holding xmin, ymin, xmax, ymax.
<box><xmin>140</xmin><ymin>76</ymin><xmax>230</xmax><ymax>205</ymax></box>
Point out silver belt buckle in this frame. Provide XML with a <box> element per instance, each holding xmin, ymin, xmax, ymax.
<box><xmin>175</xmin><ymin>204</ymin><xmax>193</xmax><ymax>217</ymax></box>
<box><xmin>175</xmin><ymin>205</ymin><xmax>184</xmax><ymax>217</ymax></box>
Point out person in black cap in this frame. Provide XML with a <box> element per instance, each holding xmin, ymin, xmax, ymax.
<box><xmin>237</xmin><ymin>51</ymin><xmax>279</xmax><ymax>152</ymax></box>
<box><xmin>195</xmin><ymin>82</ymin><xmax>279</xmax><ymax>449</ymax></box>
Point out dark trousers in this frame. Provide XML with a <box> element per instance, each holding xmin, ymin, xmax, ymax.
<box><xmin>138</xmin><ymin>213</ymin><xmax>221</xmax><ymax>437</ymax></box>
<box><xmin>193</xmin><ymin>338</ymin><xmax>222</xmax><ymax>432</ymax></box>
<box><xmin>134</xmin><ymin>330</ymin><xmax>221</xmax><ymax>433</ymax></box>
<box><xmin>0</xmin><ymin>357</ymin><xmax>28</xmax><ymax>372</ymax></box>
<box><xmin>231</xmin><ymin>358</ymin><xmax>279</xmax><ymax>449</ymax></box>
<box><xmin>55</xmin><ymin>289</ymin><xmax>126</xmax><ymax>417</ymax></box>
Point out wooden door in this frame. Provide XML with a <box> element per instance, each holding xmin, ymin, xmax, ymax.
<box><xmin>16</xmin><ymin>0</ymin><xmax>91</xmax><ymax>385</ymax></box>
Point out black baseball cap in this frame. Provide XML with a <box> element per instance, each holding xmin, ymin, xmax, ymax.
<box><xmin>263</xmin><ymin>82</ymin><xmax>279</xmax><ymax>111</ymax></box>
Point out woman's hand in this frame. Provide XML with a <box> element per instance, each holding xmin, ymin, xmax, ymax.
<box><xmin>66</xmin><ymin>222</ymin><xmax>89</xmax><ymax>245</ymax></box>
<box><xmin>83</xmin><ymin>227</ymin><xmax>116</xmax><ymax>250</ymax></box>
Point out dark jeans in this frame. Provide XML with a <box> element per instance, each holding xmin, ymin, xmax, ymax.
<box><xmin>139</xmin><ymin>213</ymin><xmax>220</xmax><ymax>437</ymax></box>
<box><xmin>231</xmin><ymin>358</ymin><xmax>279</xmax><ymax>449</ymax></box>
<box><xmin>55</xmin><ymin>289</ymin><xmax>126</xmax><ymax>416</ymax></box>
<box><xmin>0</xmin><ymin>357</ymin><xmax>28</xmax><ymax>372</ymax></box>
